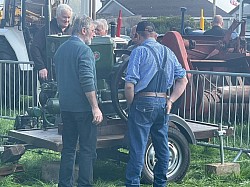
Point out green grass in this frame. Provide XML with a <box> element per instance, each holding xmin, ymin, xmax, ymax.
<box><xmin>0</xmin><ymin>119</ymin><xmax>14</xmax><ymax>135</ymax></box>
<box><xmin>0</xmin><ymin>145</ymin><xmax>249</xmax><ymax>187</ymax></box>
<box><xmin>0</xmin><ymin>149</ymin><xmax>60</xmax><ymax>187</ymax></box>
<box><xmin>0</xmin><ymin>118</ymin><xmax>250</xmax><ymax>186</ymax></box>
<box><xmin>92</xmin><ymin>146</ymin><xmax>250</xmax><ymax>187</ymax></box>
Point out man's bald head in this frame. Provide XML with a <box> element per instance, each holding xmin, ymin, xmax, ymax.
<box><xmin>212</xmin><ymin>15</ymin><xmax>224</xmax><ymax>28</ymax></box>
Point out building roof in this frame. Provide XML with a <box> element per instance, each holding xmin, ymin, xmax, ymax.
<box><xmin>97</xmin><ymin>0</ymin><xmax>232</xmax><ymax>18</ymax></box>
<box><xmin>228</xmin><ymin>4</ymin><xmax>240</xmax><ymax>15</ymax></box>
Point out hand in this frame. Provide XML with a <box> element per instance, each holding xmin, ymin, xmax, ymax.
<box><xmin>92</xmin><ymin>107</ymin><xmax>103</xmax><ymax>125</ymax></box>
<box><xmin>39</xmin><ymin>68</ymin><xmax>48</xmax><ymax>80</ymax></box>
<box><xmin>166</xmin><ymin>99</ymin><xmax>173</xmax><ymax>114</ymax></box>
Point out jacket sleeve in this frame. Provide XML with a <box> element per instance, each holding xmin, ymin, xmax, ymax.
<box><xmin>30</xmin><ymin>26</ymin><xmax>47</xmax><ymax>71</ymax></box>
<box><xmin>78</xmin><ymin>46</ymin><xmax>96</xmax><ymax>93</ymax></box>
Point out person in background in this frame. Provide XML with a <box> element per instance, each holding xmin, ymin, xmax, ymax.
<box><xmin>54</xmin><ymin>15</ymin><xmax>103</xmax><ymax>187</ymax></box>
<box><xmin>127</xmin><ymin>25</ymin><xmax>138</xmax><ymax>47</ymax></box>
<box><xmin>31</xmin><ymin>4</ymin><xmax>72</xmax><ymax>83</ymax></box>
<box><xmin>94</xmin><ymin>18</ymin><xmax>108</xmax><ymax>36</ymax></box>
<box><xmin>118</xmin><ymin>25</ymin><xmax>138</xmax><ymax>62</ymax></box>
<box><xmin>203</xmin><ymin>15</ymin><xmax>239</xmax><ymax>39</ymax></box>
<box><xmin>203</xmin><ymin>15</ymin><xmax>227</xmax><ymax>36</ymax></box>
<box><xmin>124</xmin><ymin>21</ymin><xmax>188</xmax><ymax>187</ymax></box>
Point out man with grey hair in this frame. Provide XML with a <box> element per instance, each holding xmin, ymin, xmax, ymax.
<box><xmin>94</xmin><ymin>18</ymin><xmax>108</xmax><ymax>36</ymax></box>
<box><xmin>54</xmin><ymin>15</ymin><xmax>103</xmax><ymax>187</ymax></box>
<box><xmin>128</xmin><ymin>25</ymin><xmax>138</xmax><ymax>47</ymax></box>
<box><xmin>31</xmin><ymin>4</ymin><xmax>72</xmax><ymax>82</ymax></box>
<box><xmin>203</xmin><ymin>15</ymin><xmax>227</xmax><ymax>36</ymax></box>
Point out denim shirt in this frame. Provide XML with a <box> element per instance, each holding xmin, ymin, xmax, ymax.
<box><xmin>125</xmin><ymin>38</ymin><xmax>186</xmax><ymax>93</ymax></box>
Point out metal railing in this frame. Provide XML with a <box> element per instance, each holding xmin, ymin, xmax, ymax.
<box><xmin>178</xmin><ymin>70</ymin><xmax>250</xmax><ymax>161</ymax></box>
<box><xmin>1</xmin><ymin>60</ymin><xmax>250</xmax><ymax>162</ymax></box>
<box><xmin>0</xmin><ymin>60</ymin><xmax>38</xmax><ymax>119</ymax></box>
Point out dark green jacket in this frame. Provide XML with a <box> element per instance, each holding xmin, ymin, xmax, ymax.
<box><xmin>54</xmin><ymin>36</ymin><xmax>97</xmax><ymax>112</ymax></box>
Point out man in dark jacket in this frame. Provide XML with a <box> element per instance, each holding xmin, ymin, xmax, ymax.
<box><xmin>203</xmin><ymin>15</ymin><xmax>227</xmax><ymax>36</ymax></box>
<box><xmin>54</xmin><ymin>15</ymin><xmax>103</xmax><ymax>187</ymax></box>
<box><xmin>31</xmin><ymin>4</ymin><xmax>72</xmax><ymax>82</ymax></box>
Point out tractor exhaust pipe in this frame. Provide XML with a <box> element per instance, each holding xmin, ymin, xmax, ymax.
<box><xmin>110</xmin><ymin>21</ymin><xmax>116</xmax><ymax>38</ymax></box>
<box><xmin>180</xmin><ymin>7</ymin><xmax>187</xmax><ymax>35</ymax></box>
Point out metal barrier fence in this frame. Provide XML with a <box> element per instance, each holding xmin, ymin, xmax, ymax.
<box><xmin>1</xmin><ymin>60</ymin><xmax>250</xmax><ymax>161</ymax></box>
<box><xmin>179</xmin><ymin>70</ymin><xmax>250</xmax><ymax>161</ymax></box>
<box><xmin>0</xmin><ymin>60</ymin><xmax>38</xmax><ymax>120</ymax></box>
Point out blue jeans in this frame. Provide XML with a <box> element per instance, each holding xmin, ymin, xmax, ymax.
<box><xmin>125</xmin><ymin>96</ymin><xmax>169</xmax><ymax>187</ymax></box>
<box><xmin>58</xmin><ymin>111</ymin><xmax>97</xmax><ymax>187</ymax></box>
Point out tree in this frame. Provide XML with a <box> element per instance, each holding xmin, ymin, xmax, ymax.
<box><xmin>149</xmin><ymin>15</ymin><xmax>209</xmax><ymax>34</ymax></box>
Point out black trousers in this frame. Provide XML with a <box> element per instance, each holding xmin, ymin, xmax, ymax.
<box><xmin>58</xmin><ymin>111</ymin><xmax>97</xmax><ymax>187</ymax></box>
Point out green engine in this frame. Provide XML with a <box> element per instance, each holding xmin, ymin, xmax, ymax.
<box><xmin>45</xmin><ymin>34</ymin><xmax>124</xmax><ymax>118</ymax></box>
<box><xmin>46</xmin><ymin>34</ymin><xmax>115</xmax><ymax>80</ymax></box>
<box><xmin>15</xmin><ymin>35</ymin><xmax>128</xmax><ymax>130</ymax></box>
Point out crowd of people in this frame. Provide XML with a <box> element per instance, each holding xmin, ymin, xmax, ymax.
<box><xmin>30</xmin><ymin>3</ymin><xmax>242</xmax><ymax>185</ymax></box>
<box><xmin>30</xmin><ymin>4</ymin><xmax>189</xmax><ymax>187</ymax></box>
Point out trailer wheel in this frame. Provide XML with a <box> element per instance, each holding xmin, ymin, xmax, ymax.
<box><xmin>110</xmin><ymin>59</ymin><xmax>129</xmax><ymax>121</ymax></box>
<box><xmin>0</xmin><ymin>36</ymin><xmax>19</xmax><ymax>108</ymax></box>
<box><xmin>142</xmin><ymin>126</ymin><xmax>190</xmax><ymax>183</ymax></box>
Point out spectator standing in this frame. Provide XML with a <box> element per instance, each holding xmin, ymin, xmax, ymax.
<box><xmin>124</xmin><ymin>21</ymin><xmax>188</xmax><ymax>187</ymax></box>
<box><xmin>127</xmin><ymin>25</ymin><xmax>138</xmax><ymax>47</ymax></box>
<box><xmin>94</xmin><ymin>18</ymin><xmax>108</xmax><ymax>36</ymax></box>
<box><xmin>119</xmin><ymin>25</ymin><xmax>138</xmax><ymax>62</ymax></box>
<box><xmin>31</xmin><ymin>4</ymin><xmax>72</xmax><ymax>82</ymax></box>
<box><xmin>54</xmin><ymin>15</ymin><xmax>103</xmax><ymax>187</ymax></box>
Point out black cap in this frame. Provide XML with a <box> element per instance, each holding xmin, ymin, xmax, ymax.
<box><xmin>136</xmin><ymin>21</ymin><xmax>155</xmax><ymax>32</ymax></box>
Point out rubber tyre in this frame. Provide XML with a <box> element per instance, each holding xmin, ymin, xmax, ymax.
<box><xmin>0</xmin><ymin>36</ymin><xmax>19</xmax><ymax>107</ymax></box>
<box><xmin>110</xmin><ymin>59</ymin><xmax>129</xmax><ymax>121</ymax></box>
<box><xmin>142</xmin><ymin>126</ymin><xmax>190</xmax><ymax>183</ymax></box>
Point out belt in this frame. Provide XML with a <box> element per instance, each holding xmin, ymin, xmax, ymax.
<box><xmin>137</xmin><ymin>92</ymin><xmax>167</xmax><ymax>98</ymax></box>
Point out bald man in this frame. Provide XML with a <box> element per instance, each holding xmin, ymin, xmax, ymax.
<box><xmin>203</xmin><ymin>15</ymin><xmax>227</xmax><ymax>36</ymax></box>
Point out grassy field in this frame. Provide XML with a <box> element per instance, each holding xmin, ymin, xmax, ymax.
<box><xmin>0</xmin><ymin>146</ymin><xmax>249</xmax><ymax>187</ymax></box>
<box><xmin>0</xmin><ymin>118</ymin><xmax>250</xmax><ymax>186</ymax></box>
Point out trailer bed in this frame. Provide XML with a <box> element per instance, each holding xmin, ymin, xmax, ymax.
<box><xmin>8</xmin><ymin>128</ymin><xmax>124</xmax><ymax>152</ymax></box>
<box><xmin>8</xmin><ymin>119</ymin><xmax>233</xmax><ymax>152</ymax></box>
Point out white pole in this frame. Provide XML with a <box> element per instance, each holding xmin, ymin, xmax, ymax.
<box><xmin>92</xmin><ymin>0</ymin><xmax>96</xmax><ymax>20</ymax></box>
<box><xmin>213</xmin><ymin>0</ymin><xmax>216</xmax><ymax>17</ymax></box>
<box><xmin>80</xmin><ymin>0</ymin><xmax>89</xmax><ymax>17</ymax></box>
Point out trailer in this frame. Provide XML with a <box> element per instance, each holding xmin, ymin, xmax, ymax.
<box><xmin>6</xmin><ymin>113</ymin><xmax>233</xmax><ymax>183</ymax></box>
<box><xmin>1</xmin><ymin>31</ymin><xmax>236</xmax><ymax>183</ymax></box>
<box><xmin>1</xmin><ymin>1</ymin><xmax>249</xmax><ymax>184</ymax></box>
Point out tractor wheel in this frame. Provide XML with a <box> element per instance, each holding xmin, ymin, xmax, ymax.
<box><xmin>142</xmin><ymin>126</ymin><xmax>190</xmax><ymax>183</ymax></box>
<box><xmin>110</xmin><ymin>59</ymin><xmax>129</xmax><ymax>121</ymax></box>
<box><xmin>0</xmin><ymin>36</ymin><xmax>19</xmax><ymax>108</ymax></box>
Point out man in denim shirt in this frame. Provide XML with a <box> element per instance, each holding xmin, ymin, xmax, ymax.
<box><xmin>124</xmin><ymin>21</ymin><xmax>188</xmax><ymax>187</ymax></box>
